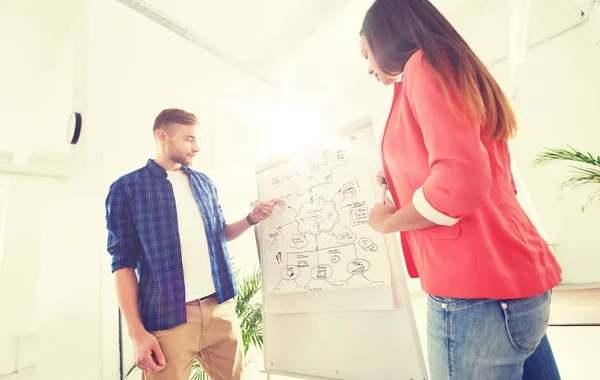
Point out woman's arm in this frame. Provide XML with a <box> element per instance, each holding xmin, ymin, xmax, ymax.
<box><xmin>370</xmin><ymin>56</ymin><xmax>493</xmax><ymax>234</ymax></box>
<box><xmin>404</xmin><ymin>54</ymin><xmax>492</xmax><ymax>225</ymax></box>
<box><xmin>369</xmin><ymin>197</ymin><xmax>437</xmax><ymax>233</ymax></box>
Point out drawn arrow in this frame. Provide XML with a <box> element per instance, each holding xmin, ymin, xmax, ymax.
<box><xmin>331</xmin><ymin>189</ymin><xmax>342</xmax><ymax>200</ymax></box>
<box><xmin>278</xmin><ymin>222</ymin><xmax>293</xmax><ymax>230</ymax></box>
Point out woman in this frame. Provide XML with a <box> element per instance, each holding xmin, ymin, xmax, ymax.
<box><xmin>361</xmin><ymin>0</ymin><xmax>562</xmax><ymax>379</ymax></box>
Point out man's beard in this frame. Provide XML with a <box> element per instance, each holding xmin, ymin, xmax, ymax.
<box><xmin>168</xmin><ymin>145</ymin><xmax>191</xmax><ymax>166</ymax></box>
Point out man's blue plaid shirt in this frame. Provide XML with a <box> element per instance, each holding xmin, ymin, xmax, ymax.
<box><xmin>105</xmin><ymin>159</ymin><xmax>237</xmax><ymax>331</ymax></box>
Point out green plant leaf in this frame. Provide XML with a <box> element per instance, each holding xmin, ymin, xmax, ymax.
<box><xmin>533</xmin><ymin>146</ymin><xmax>600</xmax><ymax>210</ymax></box>
<box><xmin>123</xmin><ymin>364</ymin><xmax>137</xmax><ymax>378</ymax></box>
<box><xmin>189</xmin><ymin>358</ymin><xmax>210</xmax><ymax>380</ymax></box>
<box><xmin>533</xmin><ymin>146</ymin><xmax>600</xmax><ymax>168</ymax></box>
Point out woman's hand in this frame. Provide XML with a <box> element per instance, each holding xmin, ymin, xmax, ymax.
<box><xmin>368</xmin><ymin>196</ymin><xmax>396</xmax><ymax>233</ymax></box>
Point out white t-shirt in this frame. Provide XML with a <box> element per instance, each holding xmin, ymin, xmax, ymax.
<box><xmin>167</xmin><ymin>170</ymin><xmax>216</xmax><ymax>302</ymax></box>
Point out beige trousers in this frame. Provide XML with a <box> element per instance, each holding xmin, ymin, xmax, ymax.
<box><xmin>142</xmin><ymin>296</ymin><xmax>244</xmax><ymax>380</ymax></box>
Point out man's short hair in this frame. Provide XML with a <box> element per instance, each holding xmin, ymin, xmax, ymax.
<box><xmin>153</xmin><ymin>108</ymin><xmax>199</xmax><ymax>135</ymax></box>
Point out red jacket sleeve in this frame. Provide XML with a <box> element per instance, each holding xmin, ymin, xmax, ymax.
<box><xmin>404</xmin><ymin>54</ymin><xmax>492</xmax><ymax>225</ymax></box>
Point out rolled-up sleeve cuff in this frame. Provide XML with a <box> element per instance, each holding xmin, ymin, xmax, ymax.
<box><xmin>111</xmin><ymin>257</ymin><xmax>137</xmax><ymax>273</ymax></box>
<box><xmin>412</xmin><ymin>186</ymin><xmax>460</xmax><ymax>226</ymax></box>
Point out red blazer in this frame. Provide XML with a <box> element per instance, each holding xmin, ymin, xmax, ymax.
<box><xmin>381</xmin><ymin>50</ymin><xmax>562</xmax><ymax>299</ymax></box>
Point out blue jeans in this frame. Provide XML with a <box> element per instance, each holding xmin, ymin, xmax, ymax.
<box><xmin>427</xmin><ymin>290</ymin><xmax>561</xmax><ymax>379</ymax></box>
<box><xmin>523</xmin><ymin>334</ymin><xmax>560</xmax><ymax>380</ymax></box>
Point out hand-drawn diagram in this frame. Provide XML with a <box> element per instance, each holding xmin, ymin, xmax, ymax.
<box><xmin>266</xmin><ymin>229</ymin><xmax>284</xmax><ymax>251</ymax></box>
<box><xmin>258</xmin><ymin>131</ymin><xmax>392</xmax><ymax>294</ymax></box>
<box><xmin>358</xmin><ymin>237</ymin><xmax>378</xmax><ymax>252</ymax></box>
<box><xmin>296</xmin><ymin>197</ymin><xmax>340</xmax><ymax>236</ymax></box>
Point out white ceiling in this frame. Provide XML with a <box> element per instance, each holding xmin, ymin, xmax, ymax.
<box><xmin>146</xmin><ymin>0</ymin><xmax>351</xmax><ymax>67</ymax></box>
<box><xmin>142</xmin><ymin>0</ymin><xmax>588</xmax><ymax>102</ymax></box>
<box><xmin>0</xmin><ymin>0</ymin><xmax>592</xmax><ymax>172</ymax></box>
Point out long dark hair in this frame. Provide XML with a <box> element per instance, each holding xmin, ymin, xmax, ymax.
<box><xmin>361</xmin><ymin>0</ymin><xmax>516</xmax><ymax>141</ymax></box>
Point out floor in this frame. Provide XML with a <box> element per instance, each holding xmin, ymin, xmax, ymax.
<box><xmin>250</xmin><ymin>288</ymin><xmax>599</xmax><ymax>380</ymax></box>
<box><xmin>548</xmin><ymin>287</ymin><xmax>600</xmax><ymax>325</ymax></box>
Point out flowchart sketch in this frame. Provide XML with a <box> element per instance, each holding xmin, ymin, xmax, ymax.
<box><xmin>257</xmin><ymin>128</ymin><xmax>392</xmax><ymax>294</ymax></box>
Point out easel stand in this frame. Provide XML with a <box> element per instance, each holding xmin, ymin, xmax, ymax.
<box><xmin>253</xmin><ymin>117</ymin><xmax>428</xmax><ymax>380</ymax></box>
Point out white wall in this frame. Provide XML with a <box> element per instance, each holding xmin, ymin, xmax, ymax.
<box><xmin>0</xmin><ymin>0</ymin><xmax>74</xmax><ymax>158</ymax></box>
<box><xmin>0</xmin><ymin>177</ymin><xmax>58</xmax><ymax>379</ymax></box>
<box><xmin>487</xmin><ymin>6</ymin><xmax>600</xmax><ymax>284</ymax></box>
<box><xmin>0</xmin><ymin>0</ymin><xmax>278</xmax><ymax>379</ymax></box>
<box><xmin>0</xmin><ymin>0</ymin><xmax>74</xmax><ymax>376</ymax></box>
<box><xmin>0</xmin><ymin>179</ymin><xmax>8</xmax><ymax>272</ymax></box>
<box><xmin>313</xmin><ymin>2</ymin><xmax>600</xmax><ymax>286</ymax></box>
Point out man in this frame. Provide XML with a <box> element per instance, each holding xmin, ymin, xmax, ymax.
<box><xmin>105</xmin><ymin>108</ymin><xmax>275</xmax><ymax>380</ymax></box>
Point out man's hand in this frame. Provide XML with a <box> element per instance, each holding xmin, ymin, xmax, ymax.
<box><xmin>249</xmin><ymin>201</ymin><xmax>277</xmax><ymax>224</ymax></box>
<box><xmin>225</xmin><ymin>200</ymin><xmax>278</xmax><ymax>241</ymax></box>
<box><xmin>132</xmin><ymin>330</ymin><xmax>167</xmax><ymax>373</ymax></box>
<box><xmin>376</xmin><ymin>170</ymin><xmax>385</xmax><ymax>187</ymax></box>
